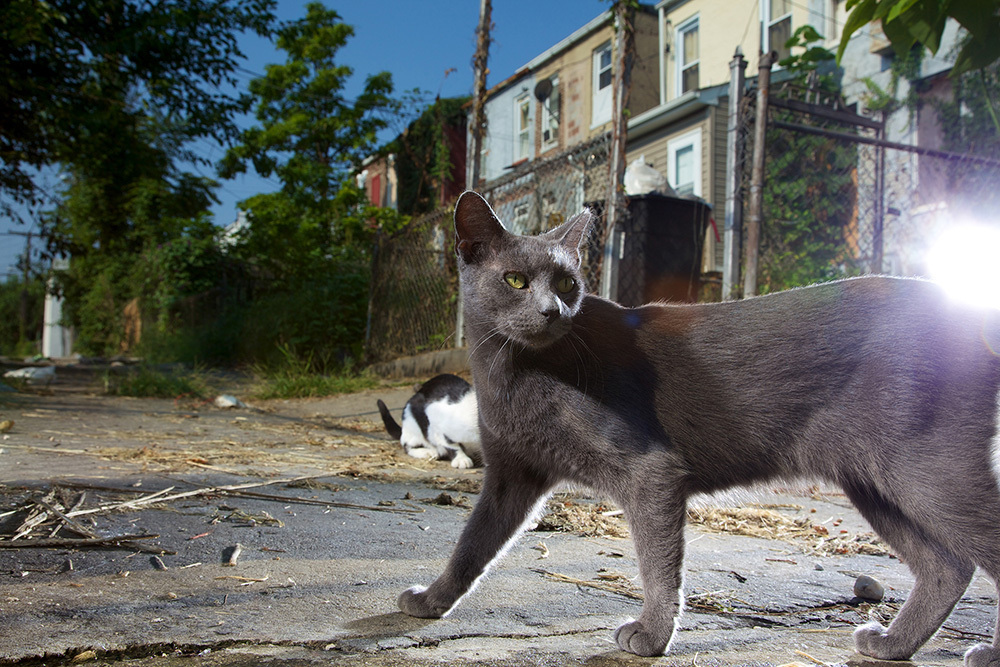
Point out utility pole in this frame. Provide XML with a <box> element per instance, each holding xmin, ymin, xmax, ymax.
<box><xmin>469</xmin><ymin>0</ymin><xmax>491</xmax><ymax>192</ymax></box>
<box><xmin>460</xmin><ymin>0</ymin><xmax>491</xmax><ymax>350</ymax></box>
<box><xmin>600</xmin><ymin>0</ymin><xmax>633</xmax><ymax>302</ymax></box>
<box><xmin>743</xmin><ymin>51</ymin><xmax>776</xmax><ymax>299</ymax></box>
<box><xmin>722</xmin><ymin>47</ymin><xmax>747</xmax><ymax>300</ymax></box>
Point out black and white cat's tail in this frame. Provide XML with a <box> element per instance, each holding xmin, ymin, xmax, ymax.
<box><xmin>376</xmin><ymin>399</ymin><xmax>403</xmax><ymax>440</ymax></box>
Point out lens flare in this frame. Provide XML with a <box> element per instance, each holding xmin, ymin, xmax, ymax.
<box><xmin>927</xmin><ymin>224</ymin><xmax>1000</xmax><ymax>310</ymax></box>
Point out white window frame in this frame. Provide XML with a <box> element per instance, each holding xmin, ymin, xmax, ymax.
<box><xmin>675</xmin><ymin>16</ymin><xmax>699</xmax><ymax>98</ymax></box>
<box><xmin>514</xmin><ymin>92</ymin><xmax>532</xmax><ymax>162</ymax></box>
<box><xmin>540</xmin><ymin>76</ymin><xmax>560</xmax><ymax>152</ymax></box>
<box><xmin>667</xmin><ymin>129</ymin><xmax>702</xmax><ymax>197</ymax></box>
<box><xmin>591</xmin><ymin>41</ymin><xmax>613</xmax><ymax>128</ymax></box>
<box><xmin>761</xmin><ymin>0</ymin><xmax>792</xmax><ymax>62</ymax></box>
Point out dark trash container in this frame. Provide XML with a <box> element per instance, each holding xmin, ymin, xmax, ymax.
<box><xmin>616</xmin><ymin>194</ymin><xmax>710</xmax><ymax>306</ymax></box>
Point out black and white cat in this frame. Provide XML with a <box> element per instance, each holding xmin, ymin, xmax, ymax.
<box><xmin>377</xmin><ymin>373</ymin><xmax>480</xmax><ymax>469</ymax></box>
<box><xmin>397</xmin><ymin>191</ymin><xmax>1000</xmax><ymax>665</ymax></box>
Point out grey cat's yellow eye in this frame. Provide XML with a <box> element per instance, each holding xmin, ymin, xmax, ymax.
<box><xmin>504</xmin><ymin>272</ymin><xmax>528</xmax><ymax>289</ymax></box>
<box><xmin>556</xmin><ymin>276</ymin><xmax>576</xmax><ymax>293</ymax></box>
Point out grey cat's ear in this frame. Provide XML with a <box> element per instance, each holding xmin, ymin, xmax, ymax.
<box><xmin>454</xmin><ymin>191</ymin><xmax>508</xmax><ymax>264</ymax></box>
<box><xmin>541</xmin><ymin>208</ymin><xmax>593</xmax><ymax>265</ymax></box>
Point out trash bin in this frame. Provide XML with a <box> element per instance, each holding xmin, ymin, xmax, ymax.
<box><xmin>616</xmin><ymin>194</ymin><xmax>710</xmax><ymax>306</ymax></box>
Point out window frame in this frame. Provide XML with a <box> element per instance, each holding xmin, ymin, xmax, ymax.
<box><xmin>514</xmin><ymin>92</ymin><xmax>532</xmax><ymax>162</ymax></box>
<box><xmin>540</xmin><ymin>75</ymin><xmax>560</xmax><ymax>153</ymax></box>
<box><xmin>591</xmin><ymin>41</ymin><xmax>613</xmax><ymax>128</ymax></box>
<box><xmin>667</xmin><ymin>128</ymin><xmax>702</xmax><ymax>198</ymax></box>
<box><xmin>761</xmin><ymin>0</ymin><xmax>792</xmax><ymax>62</ymax></box>
<box><xmin>675</xmin><ymin>15</ymin><xmax>700</xmax><ymax>98</ymax></box>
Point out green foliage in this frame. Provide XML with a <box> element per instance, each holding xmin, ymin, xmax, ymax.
<box><xmin>252</xmin><ymin>347</ymin><xmax>379</xmax><ymax>399</ymax></box>
<box><xmin>837</xmin><ymin>0</ymin><xmax>1000</xmax><ymax>76</ymax></box>
<box><xmin>219</xmin><ymin>3</ymin><xmax>397</xmax><ymax>238</ymax></box>
<box><xmin>0</xmin><ymin>274</ymin><xmax>45</xmax><ymax>356</ymax></box>
<box><xmin>103</xmin><ymin>364</ymin><xmax>208</xmax><ymax>399</ymax></box>
<box><xmin>934</xmin><ymin>62</ymin><xmax>1000</xmax><ymax>208</ymax></box>
<box><xmin>391</xmin><ymin>95</ymin><xmax>470</xmax><ymax>215</ymax></box>
<box><xmin>1</xmin><ymin>0</ymin><xmax>275</xmax><ymax>210</ymax></box>
<box><xmin>759</xmin><ymin>27</ymin><xmax>860</xmax><ymax>293</ymax></box>
<box><xmin>858</xmin><ymin>46</ymin><xmax>924</xmax><ymax>116</ymax></box>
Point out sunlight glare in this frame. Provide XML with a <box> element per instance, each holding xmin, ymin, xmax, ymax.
<box><xmin>927</xmin><ymin>223</ymin><xmax>1000</xmax><ymax>310</ymax></box>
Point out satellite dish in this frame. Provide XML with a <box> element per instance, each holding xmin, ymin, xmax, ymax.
<box><xmin>534</xmin><ymin>79</ymin><xmax>553</xmax><ymax>102</ymax></box>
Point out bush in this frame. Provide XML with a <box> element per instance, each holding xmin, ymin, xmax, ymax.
<box><xmin>0</xmin><ymin>274</ymin><xmax>45</xmax><ymax>357</ymax></box>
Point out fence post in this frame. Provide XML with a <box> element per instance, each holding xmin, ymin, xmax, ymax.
<box><xmin>723</xmin><ymin>47</ymin><xmax>747</xmax><ymax>301</ymax></box>
<box><xmin>600</xmin><ymin>1</ymin><xmax>633</xmax><ymax>301</ymax></box>
<box><xmin>743</xmin><ymin>51</ymin><xmax>776</xmax><ymax>299</ymax></box>
<box><xmin>871</xmin><ymin>109</ymin><xmax>886</xmax><ymax>274</ymax></box>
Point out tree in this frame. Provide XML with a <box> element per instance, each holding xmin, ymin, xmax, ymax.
<box><xmin>216</xmin><ymin>3</ymin><xmax>408</xmax><ymax>368</ymax></box>
<box><xmin>837</xmin><ymin>0</ymin><xmax>1000</xmax><ymax>76</ymax></box>
<box><xmin>219</xmin><ymin>2</ymin><xmax>400</xmax><ymax>275</ymax></box>
<box><xmin>2</xmin><ymin>0</ymin><xmax>277</xmax><ymax>355</ymax></box>
<box><xmin>1</xmin><ymin>0</ymin><xmax>275</xmax><ymax>213</ymax></box>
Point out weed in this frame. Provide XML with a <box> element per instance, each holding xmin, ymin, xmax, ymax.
<box><xmin>251</xmin><ymin>345</ymin><xmax>378</xmax><ymax>399</ymax></box>
<box><xmin>103</xmin><ymin>364</ymin><xmax>209</xmax><ymax>399</ymax></box>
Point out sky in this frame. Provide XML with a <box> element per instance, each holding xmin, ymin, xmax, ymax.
<box><xmin>1</xmin><ymin>0</ymin><xmax>611</xmax><ymax>279</ymax></box>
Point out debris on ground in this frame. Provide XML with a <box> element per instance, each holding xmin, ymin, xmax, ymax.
<box><xmin>687</xmin><ymin>506</ymin><xmax>890</xmax><ymax>557</ymax></box>
<box><xmin>534</xmin><ymin>499</ymin><xmax>629</xmax><ymax>538</ymax></box>
<box><xmin>854</xmin><ymin>574</ymin><xmax>885</xmax><ymax>601</ymax></box>
<box><xmin>214</xmin><ymin>394</ymin><xmax>247</xmax><ymax>409</ymax></box>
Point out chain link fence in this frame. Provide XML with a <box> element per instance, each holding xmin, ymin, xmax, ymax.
<box><xmin>752</xmin><ymin>78</ymin><xmax>1000</xmax><ymax>293</ymax></box>
<box><xmin>366</xmin><ymin>206</ymin><xmax>459</xmax><ymax>363</ymax></box>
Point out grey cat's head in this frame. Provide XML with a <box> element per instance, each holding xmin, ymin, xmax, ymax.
<box><xmin>454</xmin><ymin>191</ymin><xmax>593</xmax><ymax>349</ymax></box>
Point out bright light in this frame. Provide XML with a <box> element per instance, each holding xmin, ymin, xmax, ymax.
<box><xmin>927</xmin><ymin>223</ymin><xmax>1000</xmax><ymax>310</ymax></box>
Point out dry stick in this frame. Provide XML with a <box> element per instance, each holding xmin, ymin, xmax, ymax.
<box><xmin>0</xmin><ymin>534</ymin><xmax>160</xmax><ymax>549</ymax></box>
<box><xmin>531</xmin><ymin>569</ymin><xmax>644</xmax><ymax>601</ymax></box>
<box><xmin>32</xmin><ymin>497</ymin><xmax>172</xmax><ymax>555</ymax></box>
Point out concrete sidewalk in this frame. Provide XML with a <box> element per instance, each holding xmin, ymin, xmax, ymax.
<box><xmin>0</xmin><ymin>380</ymin><xmax>993</xmax><ymax>666</ymax></box>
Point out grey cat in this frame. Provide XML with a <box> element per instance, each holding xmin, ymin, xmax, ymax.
<box><xmin>398</xmin><ymin>190</ymin><xmax>1000</xmax><ymax>664</ymax></box>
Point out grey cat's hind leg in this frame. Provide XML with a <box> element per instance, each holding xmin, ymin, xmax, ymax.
<box><xmin>845</xmin><ymin>483</ymin><xmax>974</xmax><ymax>661</ymax></box>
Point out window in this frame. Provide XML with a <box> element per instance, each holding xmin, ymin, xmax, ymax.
<box><xmin>762</xmin><ymin>0</ymin><xmax>792</xmax><ymax>62</ymax></box>
<box><xmin>540</xmin><ymin>76</ymin><xmax>560</xmax><ymax>152</ymax></box>
<box><xmin>667</xmin><ymin>129</ymin><xmax>702</xmax><ymax>197</ymax></box>
<box><xmin>676</xmin><ymin>17</ymin><xmax>699</xmax><ymax>97</ymax></box>
<box><xmin>592</xmin><ymin>41</ymin><xmax>612</xmax><ymax>127</ymax></box>
<box><xmin>515</xmin><ymin>93</ymin><xmax>531</xmax><ymax>162</ymax></box>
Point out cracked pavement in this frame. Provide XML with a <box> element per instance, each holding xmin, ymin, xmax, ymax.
<box><xmin>0</xmin><ymin>370</ymin><xmax>996</xmax><ymax>666</ymax></box>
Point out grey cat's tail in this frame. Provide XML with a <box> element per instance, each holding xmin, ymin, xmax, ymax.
<box><xmin>376</xmin><ymin>399</ymin><xmax>402</xmax><ymax>440</ymax></box>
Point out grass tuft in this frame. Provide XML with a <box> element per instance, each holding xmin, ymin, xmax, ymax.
<box><xmin>103</xmin><ymin>365</ymin><xmax>209</xmax><ymax>399</ymax></box>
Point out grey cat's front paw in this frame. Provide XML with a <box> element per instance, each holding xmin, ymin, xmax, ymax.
<box><xmin>614</xmin><ymin>620</ymin><xmax>669</xmax><ymax>657</ymax></box>
<box><xmin>966</xmin><ymin>643</ymin><xmax>1000</xmax><ymax>667</ymax></box>
<box><xmin>853</xmin><ymin>621</ymin><xmax>915</xmax><ymax>661</ymax></box>
<box><xmin>397</xmin><ymin>586</ymin><xmax>450</xmax><ymax>619</ymax></box>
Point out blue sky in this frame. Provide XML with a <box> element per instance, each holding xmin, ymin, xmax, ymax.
<box><xmin>1</xmin><ymin>1</ymin><xmax>611</xmax><ymax>278</ymax></box>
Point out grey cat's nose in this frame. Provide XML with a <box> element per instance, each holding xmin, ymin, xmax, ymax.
<box><xmin>538</xmin><ymin>298</ymin><xmax>564</xmax><ymax>322</ymax></box>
